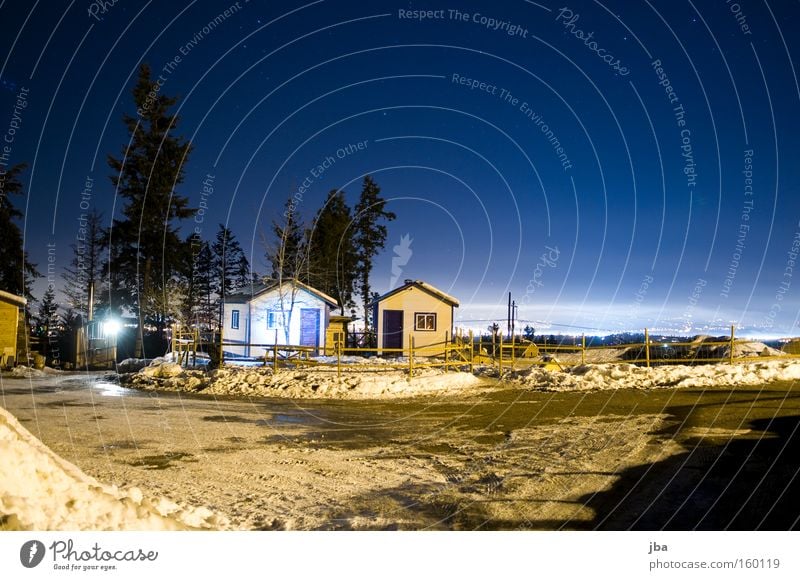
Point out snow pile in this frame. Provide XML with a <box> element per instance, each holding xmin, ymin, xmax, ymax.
<box><xmin>8</xmin><ymin>365</ymin><xmax>62</xmax><ymax>378</ymax></box>
<box><xmin>140</xmin><ymin>359</ymin><xmax>186</xmax><ymax>378</ymax></box>
<box><xmin>117</xmin><ymin>353</ymin><xmax>211</xmax><ymax>374</ymax></box>
<box><xmin>116</xmin><ymin>358</ymin><xmax>153</xmax><ymax>373</ymax></box>
<box><xmin>125</xmin><ymin>364</ymin><xmax>487</xmax><ymax>399</ymax></box>
<box><xmin>503</xmin><ymin>359</ymin><xmax>800</xmax><ymax>392</ymax></box>
<box><xmin>0</xmin><ymin>406</ymin><xmax>228</xmax><ymax>530</ymax></box>
<box><xmin>717</xmin><ymin>340</ymin><xmax>784</xmax><ymax>358</ymax></box>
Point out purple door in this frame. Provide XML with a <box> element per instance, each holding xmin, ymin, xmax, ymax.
<box><xmin>382</xmin><ymin>310</ymin><xmax>403</xmax><ymax>351</ymax></box>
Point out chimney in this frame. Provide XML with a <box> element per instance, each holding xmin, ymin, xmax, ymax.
<box><xmin>404</xmin><ymin>279</ymin><xmax>413</xmax><ymax>285</ymax></box>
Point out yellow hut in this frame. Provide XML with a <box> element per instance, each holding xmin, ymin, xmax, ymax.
<box><xmin>0</xmin><ymin>289</ymin><xmax>27</xmax><ymax>368</ymax></box>
<box><xmin>372</xmin><ymin>280</ymin><xmax>459</xmax><ymax>356</ymax></box>
<box><xmin>324</xmin><ymin>315</ymin><xmax>353</xmax><ymax>355</ymax></box>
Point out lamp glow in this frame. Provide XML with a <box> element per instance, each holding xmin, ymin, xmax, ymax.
<box><xmin>103</xmin><ymin>319</ymin><xmax>122</xmax><ymax>336</ymax></box>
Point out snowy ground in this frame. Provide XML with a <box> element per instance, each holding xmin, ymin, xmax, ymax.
<box><xmin>0</xmin><ymin>404</ymin><xmax>227</xmax><ymax>530</ymax></box>
<box><xmin>3</xmin><ymin>358</ymin><xmax>800</xmax><ymax>530</ymax></box>
<box><xmin>0</xmin><ymin>372</ymin><xmax>687</xmax><ymax>530</ymax></box>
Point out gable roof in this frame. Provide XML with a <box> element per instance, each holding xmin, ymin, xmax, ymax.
<box><xmin>225</xmin><ymin>278</ymin><xmax>338</xmax><ymax>307</ymax></box>
<box><xmin>0</xmin><ymin>289</ymin><xmax>27</xmax><ymax>307</ymax></box>
<box><xmin>373</xmin><ymin>280</ymin><xmax>459</xmax><ymax>307</ymax></box>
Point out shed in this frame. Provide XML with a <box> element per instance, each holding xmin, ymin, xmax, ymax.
<box><xmin>372</xmin><ymin>279</ymin><xmax>459</xmax><ymax>355</ymax></box>
<box><xmin>0</xmin><ymin>290</ymin><xmax>27</xmax><ymax>368</ymax></box>
<box><xmin>324</xmin><ymin>315</ymin><xmax>354</xmax><ymax>355</ymax></box>
<box><xmin>223</xmin><ymin>279</ymin><xmax>338</xmax><ymax>357</ymax></box>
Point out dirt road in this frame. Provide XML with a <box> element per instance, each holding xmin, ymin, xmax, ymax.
<box><xmin>2</xmin><ymin>371</ymin><xmax>799</xmax><ymax>529</ymax></box>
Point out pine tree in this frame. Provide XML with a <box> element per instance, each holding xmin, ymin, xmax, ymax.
<box><xmin>266</xmin><ymin>195</ymin><xmax>310</xmax><ymax>343</ymax></box>
<box><xmin>269</xmin><ymin>195</ymin><xmax>305</xmax><ymax>280</ymax></box>
<box><xmin>62</xmin><ymin>208</ymin><xmax>106</xmax><ymax>321</ymax></box>
<box><xmin>353</xmin><ymin>175</ymin><xmax>395</xmax><ymax>326</ymax></box>
<box><xmin>179</xmin><ymin>233</ymin><xmax>200</xmax><ymax>326</ymax></box>
<box><xmin>306</xmin><ymin>189</ymin><xmax>357</xmax><ymax>313</ymax></box>
<box><xmin>0</xmin><ymin>163</ymin><xmax>40</xmax><ymax>300</ymax></box>
<box><xmin>107</xmin><ymin>63</ymin><xmax>194</xmax><ymax>356</ymax></box>
<box><xmin>35</xmin><ymin>287</ymin><xmax>59</xmax><ymax>359</ymax></box>
<box><xmin>195</xmin><ymin>241</ymin><xmax>216</xmax><ymax>329</ymax></box>
<box><xmin>212</xmin><ymin>224</ymin><xmax>250</xmax><ymax>330</ymax></box>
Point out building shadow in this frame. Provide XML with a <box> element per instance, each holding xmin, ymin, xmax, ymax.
<box><xmin>574</xmin><ymin>413</ymin><xmax>800</xmax><ymax>530</ymax></box>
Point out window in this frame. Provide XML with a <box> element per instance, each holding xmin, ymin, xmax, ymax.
<box><xmin>267</xmin><ymin>310</ymin><xmax>285</xmax><ymax>329</ymax></box>
<box><xmin>415</xmin><ymin>313</ymin><xmax>437</xmax><ymax>331</ymax></box>
<box><xmin>231</xmin><ymin>310</ymin><xmax>240</xmax><ymax>329</ymax></box>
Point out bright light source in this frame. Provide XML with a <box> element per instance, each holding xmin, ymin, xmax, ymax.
<box><xmin>103</xmin><ymin>319</ymin><xmax>122</xmax><ymax>336</ymax></box>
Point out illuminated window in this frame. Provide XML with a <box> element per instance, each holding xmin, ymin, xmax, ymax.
<box><xmin>267</xmin><ymin>310</ymin><xmax>286</xmax><ymax>329</ymax></box>
<box><xmin>415</xmin><ymin>313</ymin><xmax>436</xmax><ymax>331</ymax></box>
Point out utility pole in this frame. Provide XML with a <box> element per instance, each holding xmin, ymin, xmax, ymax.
<box><xmin>507</xmin><ymin>292</ymin><xmax>512</xmax><ymax>338</ymax></box>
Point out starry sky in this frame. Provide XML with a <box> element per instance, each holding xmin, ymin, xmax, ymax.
<box><xmin>1</xmin><ymin>0</ymin><xmax>799</xmax><ymax>337</ymax></box>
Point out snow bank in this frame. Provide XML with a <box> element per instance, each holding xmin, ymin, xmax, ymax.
<box><xmin>503</xmin><ymin>359</ymin><xmax>800</xmax><ymax>392</ymax></box>
<box><xmin>117</xmin><ymin>353</ymin><xmax>211</xmax><ymax>374</ymax></box>
<box><xmin>125</xmin><ymin>363</ymin><xmax>487</xmax><ymax>399</ymax></box>
<box><xmin>0</xmin><ymin>406</ymin><xmax>228</xmax><ymax>530</ymax></box>
<box><xmin>116</xmin><ymin>358</ymin><xmax>153</xmax><ymax>373</ymax></box>
<box><xmin>8</xmin><ymin>365</ymin><xmax>61</xmax><ymax>378</ymax></box>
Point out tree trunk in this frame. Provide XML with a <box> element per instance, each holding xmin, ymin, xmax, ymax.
<box><xmin>134</xmin><ymin>257</ymin><xmax>151</xmax><ymax>359</ymax></box>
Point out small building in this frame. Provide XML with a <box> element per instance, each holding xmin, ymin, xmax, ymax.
<box><xmin>324</xmin><ymin>315</ymin><xmax>354</xmax><ymax>355</ymax></box>
<box><xmin>372</xmin><ymin>279</ymin><xmax>459</xmax><ymax>355</ymax></box>
<box><xmin>0</xmin><ymin>290</ymin><xmax>26</xmax><ymax>368</ymax></box>
<box><xmin>75</xmin><ymin>317</ymin><xmax>129</xmax><ymax>369</ymax></box>
<box><xmin>223</xmin><ymin>279</ymin><xmax>338</xmax><ymax>357</ymax></box>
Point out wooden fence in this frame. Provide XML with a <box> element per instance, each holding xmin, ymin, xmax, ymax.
<box><xmin>172</xmin><ymin>324</ymin><xmax>799</xmax><ymax>379</ymax></box>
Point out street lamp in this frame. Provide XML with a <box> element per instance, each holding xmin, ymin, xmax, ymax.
<box><xmin>102</xmin><ymin>318</ymin><xmax>121</xmax><ymax>337</ymax></box>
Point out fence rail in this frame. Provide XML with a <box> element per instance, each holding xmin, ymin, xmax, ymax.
<box><xmin>172</xmin><ymin>324</ymin><xmax>800</xmax><ymax>379</ymax></box>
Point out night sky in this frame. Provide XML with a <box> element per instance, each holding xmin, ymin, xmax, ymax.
<box><xmin>1</xmin><ymin>0</ymin><xmax>799</xmax><ymax>337</ymax></box>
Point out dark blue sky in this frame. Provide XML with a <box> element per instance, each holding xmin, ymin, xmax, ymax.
<box><xmin>2</xmin><ymin>0</ymin><xmax>799</xmax><ymax>336</ymax></box>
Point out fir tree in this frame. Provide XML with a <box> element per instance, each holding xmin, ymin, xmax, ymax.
<box><xmin>306</xmin><ymin>189</ymin><xmax>357</xmax><ymax>313</ymax></box>
<box><xmin>266</xmin><ymin>194</ymin><xmax>310</xmax><ymax>343</ymax></box>
<box><xmin>212</xmin><ymin>224</ymin><xmax>250</xmax><ymax>329</ymax></box>
<box><xmin>353</xmin><ymin>175</ymin><xmax>395</xmax><ymax>326</ymax></box>
<box><xmin>107</xmin><ymin>63</ymin><xmax>194</xmax><ymax>356</ymax></box>
<box><xmin>195</xmin><ymin>241</ymin><xmax>216</xmax><ymax>329</ymax></box>
<box><xmin>0</xmin><ymin>163</ymin><xmax>40</xmax><ymax>300</ymax></box>
<box><xmin>269</xmin><ymin>195</ymin><xmax>305</xmax><ymax>280</ymax></box>
<box><xmin>62</xmin><ymin>208</ymin><xmax>106</xmax><ymax>321</ymax></box>
<box><xmin>35</xmin><ymin>287</ymin><xmax>59</xmax><ymax>359</ymax></box>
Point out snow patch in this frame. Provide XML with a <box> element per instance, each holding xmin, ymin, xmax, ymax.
<box><xmin>503</xmin><ymin>359</ymin><xmax>800</xmax><ymax>391</ymax></box>
<box><xmin>0</xmin><ymin>406</ymin><xmax>228</xmax><ymax>530</ymax></box>
<box><xmin>9</xmin><ymin>365</ymin><xmax>61</xmax><ymax>378</ymax></box>
<box><xmin>126</xmin><ymin>365</ymin><xmax>487</xmax><ymax>399</ymax></box>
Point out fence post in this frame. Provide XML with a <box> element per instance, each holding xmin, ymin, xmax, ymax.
<box><xmin>444</xmin><ymin>331</ymin><xmax>449</xmax><ymax>372</ymax></box>
<box><xmin>409</xmin><ymin>334</ymin><xmax>414</xmax><ymax>378</ymax></box>
<box><xmin>337</xmin><ymin>338</ymin><xmax>341</xmax><ymax>380</ymax></box>
<box><xmin>645</xmin><ymin>328</ymin><xmax>651</xmax><ymax>368</ymax></box>
<box><xmin>499</xmin><ymin>333</ymin><xmax>504</xmax><ymax>375</ymax></box>
<box><xmin>469</xmin><ymin>330</ymin><xmax>474</xmax><ymax>374</ymax></box>
<box><xmin>511</xmin><ymin>332</ymin><xmax>516</xmax><ymax>370</ymax></box>
<box><xmin>581</xmin><ymin>333</ymin><xmax>586</xmax><ymax>365</ymax></box>
<box><xmin>730</xmin><ymin>325</ymin><xmax>735</xmax><ymax>364</ymax></box>
<box><xmin>219</xmin><ymin>321</ymin><xmax>225</xmax><ymax>366</ymax></box>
